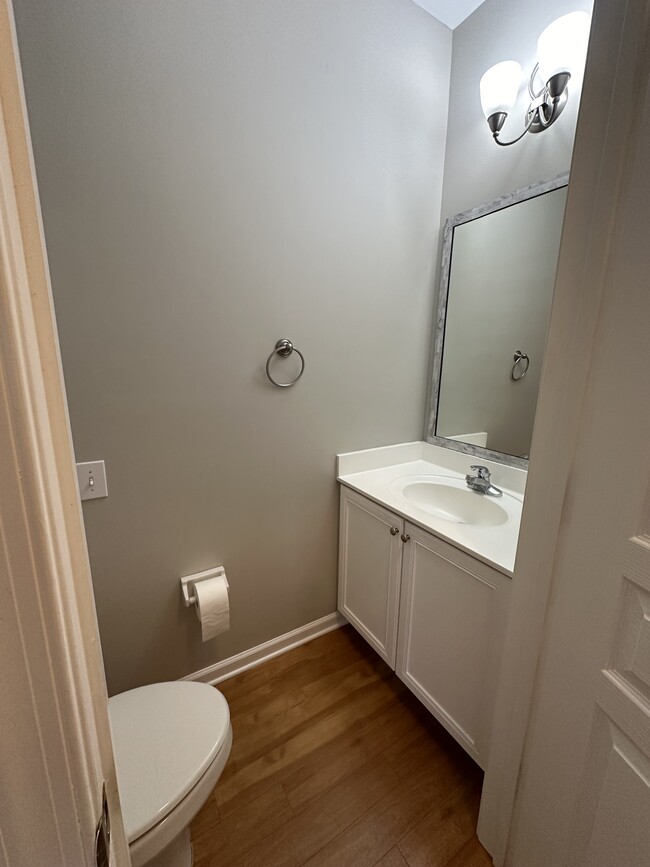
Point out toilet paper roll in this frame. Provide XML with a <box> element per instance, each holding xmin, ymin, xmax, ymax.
<box><xmin>194</xmin><ymin>573</ymin><xmax>230</xmax><ymax>642</ymax></box>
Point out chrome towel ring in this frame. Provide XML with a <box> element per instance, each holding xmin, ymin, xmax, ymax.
<box><xmin>511</xmin><ymin>350</ymin><xmax>530</xmax><ymax>381</ymax></box>
<box><xmin>265</xmin><ymin>338</ymin><xmax>305</xmax><ymax>388</ymax></box>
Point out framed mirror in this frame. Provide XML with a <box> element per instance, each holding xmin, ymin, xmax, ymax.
<box><xmin>426</xmin><ymin>174</ymin><xmax>569</xmax><ymax>468</ymax></box>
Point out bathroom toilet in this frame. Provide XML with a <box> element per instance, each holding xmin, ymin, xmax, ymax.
<box><xmin>109</xmin><ymin>681</ymin><xmax>232</xmax><ymax>867</ymax></box>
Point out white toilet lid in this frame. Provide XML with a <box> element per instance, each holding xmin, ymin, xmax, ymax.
<box><xmin>108</xmin><ymin>681</ymin><xmax>230</xmax><ymax>843</ymax></box>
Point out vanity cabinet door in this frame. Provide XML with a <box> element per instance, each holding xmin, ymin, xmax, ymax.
<box><xmin>396</xmin><ymin>523</ymin><xmax>508</xmax><ymax>768</ymax></box>
<box><xmin>338</xmin><ymin>487</ymin><xmax>404</xmax><ymax>668</ymax></box>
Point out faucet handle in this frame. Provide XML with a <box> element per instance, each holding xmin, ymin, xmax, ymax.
<box><xmin>470</xmin><ymin>465</ymin><xmax>490</xmax><ymax>480</ymax></box>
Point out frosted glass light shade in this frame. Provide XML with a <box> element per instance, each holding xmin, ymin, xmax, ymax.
<box><xmin>537</xmin><ymin>12</ymin><xmax>591</xmax><ymax>83</ymax></box>
<box><xmin>479</xmin><ymin>61</ymin><xmax>521</xmax><ymax>119</ymax></box>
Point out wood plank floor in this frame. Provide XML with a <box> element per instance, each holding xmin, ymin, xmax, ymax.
<box><xmin>190</xmin><ymin>625</ymin><xmax>492</xmax><ymax>867</ymax></box>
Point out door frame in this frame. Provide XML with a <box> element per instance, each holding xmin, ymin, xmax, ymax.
<box><xmin>0</xmin><ymin>2</ymin><xmax>129</xmax><ymax>863</ymax></box>
<box><xmin>478</xmin><ymin>0</ymin><xmax>650</xmax><ymax>862</ymax></box>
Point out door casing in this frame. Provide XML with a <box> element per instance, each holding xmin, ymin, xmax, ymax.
<box><xmin>0</xmin><ymin>1</ymin><xmax>129</xmax><ymax>863</ymax></box>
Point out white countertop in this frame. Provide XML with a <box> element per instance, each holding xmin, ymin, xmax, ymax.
<box><xmin>337</xmin><ymin>442</ymin><xmax>526</xmax><ymax>576</ymax></box>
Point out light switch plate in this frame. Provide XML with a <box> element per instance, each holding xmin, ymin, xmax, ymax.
<box><xmin>76</xmin><ymin>460</ymin><xmax>108</xmax><ymax>501</ymax></box>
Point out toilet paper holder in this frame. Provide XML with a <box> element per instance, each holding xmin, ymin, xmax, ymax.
<box><xmin>180</xmin><ymin>566</ymin><xmax>228</xmax><ymax>607</ymax></box>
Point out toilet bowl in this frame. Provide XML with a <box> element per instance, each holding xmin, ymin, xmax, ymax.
<box><xmin>109</xmin><ymin>681</ymin><xmax>232</xmax><ymax>867</ymax></box>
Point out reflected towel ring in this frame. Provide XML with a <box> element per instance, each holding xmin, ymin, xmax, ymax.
<box><xmin>511</xmin><ymin>350</ymin><xmax>530</xmax><ymax>381</ymax></box>
<box><xmin>266</xmin><ymin>338</ymin><xmax>305</xmax><ymax>388</ymax></box>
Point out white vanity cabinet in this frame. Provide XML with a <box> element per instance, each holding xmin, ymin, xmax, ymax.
<box><xmin>396</xmin><ymin>523</ymin><xmax>509</xmax><ymax>766</ymax></box>
<box><xmin>338</xmin><ymin>485</ymin><xmax>510</xmax><ymax>767</ymax></box>
<box><xmin>337</xmin><ymin>487</ymin><xmax>404</xmax><ymax>666</ymax></box>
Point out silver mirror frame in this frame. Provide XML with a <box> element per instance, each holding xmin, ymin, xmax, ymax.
<box><xmin>425</xmin><ymin>172</ymin><xmax>569</xmax><ymax>469</ymax></box>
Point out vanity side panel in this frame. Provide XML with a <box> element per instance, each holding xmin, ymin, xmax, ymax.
<box><xmin>338</xmin><ymin>487</ymin><xmax>403</xmax><ymax>667</ymax></box>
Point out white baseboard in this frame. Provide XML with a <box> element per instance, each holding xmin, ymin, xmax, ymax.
<box><xmin>181</xmin><ymin>612</ymin><xmax>346</xmax><ymax>686</ymax></box>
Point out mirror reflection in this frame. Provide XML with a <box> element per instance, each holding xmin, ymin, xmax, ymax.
<box><xmin>428</xmin><ymin>178</ymin><xmax>568</xmax><ymax>462</ymax></box>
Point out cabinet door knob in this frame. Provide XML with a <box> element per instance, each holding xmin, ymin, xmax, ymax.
<box><xmin>401</xmin><ymin>533</ymin><xmax>411</xmax><ymax>543</ymax></box>
<box><xmin>390</xmin><ymin>526</ymin><xmax>399</xmax><ymax>536</ymax></box>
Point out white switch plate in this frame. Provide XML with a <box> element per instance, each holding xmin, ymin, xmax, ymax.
<box><xmin>76</xmin><ymin>460</ymin><xmax>108</xmax><ymax>501</ymax></box>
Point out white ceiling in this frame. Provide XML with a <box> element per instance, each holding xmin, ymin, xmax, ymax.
<box><xmin>411</xmin><ymin>0</ymin><xmax>488</xmax><ymax>30</ymax></box>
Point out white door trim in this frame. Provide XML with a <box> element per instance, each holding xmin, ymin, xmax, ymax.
<box><xmin>477</xmin><ymin>1</ymin><xmax>650</xmax><ymax>862</ymax></box>
<box><xmin>0</xmin><ymin>2</ymin><xmax>129</xmax><ymax>863</ymax></box>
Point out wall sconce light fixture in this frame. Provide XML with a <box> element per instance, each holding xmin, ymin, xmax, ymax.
<box><xmin>480</xmin><ymin>11</ymin><xmax>591</xmax><ymax>147</ymax></box>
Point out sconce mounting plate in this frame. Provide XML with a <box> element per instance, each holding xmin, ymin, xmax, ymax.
<box><xmin>527</xmin><ymin>88</ymin><xmax>569</xmax><ymax>134</ymax></box>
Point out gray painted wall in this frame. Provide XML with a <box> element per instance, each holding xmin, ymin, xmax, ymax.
<box><xmin>440</xmin><ymin>0</ymin><xmax>593</xmax><ymax>220</ymax></box>
<box><xmin>14</xmin><ymin>0</ymin><xmax>451</xmax><ymax>694</ymax></box>
<box><xmin>428</xmin><ymin>0</ymin><xmax>594</xmax><ymax>463</ymax></box>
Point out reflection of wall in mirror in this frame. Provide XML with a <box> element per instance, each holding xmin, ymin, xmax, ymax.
<box><xmin>447</xmin><ymin>432</ymin><xmax>488</xmax><ymax>447</ymax></box>
<box><xmin>436</xmin><ymin>186</ymin><xmax>567</xmax><ymax>457</ymax></box>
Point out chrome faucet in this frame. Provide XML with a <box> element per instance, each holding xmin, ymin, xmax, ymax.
<box><xmin>465</xmin><ymin>465</ymin><xmax>503</xmax><ymax>497</ymax></box>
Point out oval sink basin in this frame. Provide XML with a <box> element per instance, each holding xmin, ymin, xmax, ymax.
<box><xmin>394</xmin><ymin>477</ymin><xmax>509</xmax><ymax>527</ymax></box>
